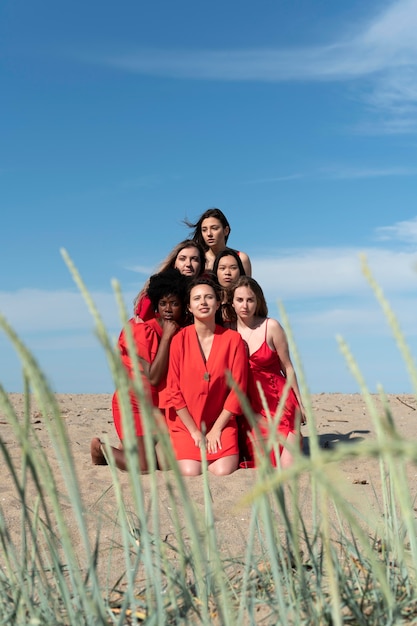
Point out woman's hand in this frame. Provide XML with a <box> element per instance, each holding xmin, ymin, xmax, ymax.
<box><xmin>191</xmin><ymin>429</ymin><xmax>205</xmax><ymax>448</ymax></box>
<box><xmin>206</xmin><ymin>426</ymin><xmax>222</xmax><ymax>454</ymax></box>
<box><xmin>298</xmin><ymin>406</ymin><xmax>307</xmax><ymax>425</ymax></box>
<box><xmin>161</xmin><ymin>320</ymin><xmax>179</xmax><ymax>341</ymax></box>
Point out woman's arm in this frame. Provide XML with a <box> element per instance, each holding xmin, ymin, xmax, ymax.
<box><xmin>206</xmin><ymin>334</ymin><xmax>248</xmax><ymax>453</ymax></box>
<box><xmin>176</xmin><ymin>407</ymin><xmax>205</xmax><ymax>448</ymax></box>
<box><xmin>268</xmin><ymin>319</ymin><xmax>306</xmax><ymax>420</ymax></box>
<box><xmin>147</xmin><ymin>321</ymin><xmax>179</xmax><ymax>386</ymax></box>
<box><xmin>206</xmin><ymin>409</ymin><xmax>234</xmax><ymax>454</ymax></box>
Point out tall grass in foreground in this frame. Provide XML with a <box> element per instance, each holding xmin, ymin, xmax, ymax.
<box><xmin>0</xmin><ymin>251</ymin><xmax>416</xmax><ymax>624</ymax></box>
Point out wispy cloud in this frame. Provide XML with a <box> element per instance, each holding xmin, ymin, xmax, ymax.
<box><xmin>289</xmin><ymin>296</ymin><xmax>417</xmax><ymax>338</ymax></box>
<box><xmin>120</xmin><ymin>176</ymin><xmax>162</xmax><ymax>189</ymax></box>
<box><xmin>319</xmin><ymin>165</ymin><xmax>417</xmax><ymax>179</ymax></box>
<box><xmin>125</xmin><ymin>264</ymin><xmax>156</xmax><ymax>276</ymax></box>
<box><xmin>375</xmin><ymin>215</ymin><xmax>417</xmax><ymax>242</ymax></box>
<box><xmin>243</xmin><ymin>173</ymin><xmax>304</xmax><ymax>184</ymax></box>
<box><xmin>92</xmin><ymin>0</ymin><xmax>417</xmax><ymax>132</ymax></box>
<box><xmin>244</xmin><ymin>165</ymin><xmax>417</xmax><ymax>185</ymax></box>
<box><xmin>0</xmin><ymin>289</ymin><xmax>135</xmax><ymax>334</ymax></box>
<box><xmin>253</xmin><ymin>247</ymin><xmax>417</xmax><ymax>300</ymax></box>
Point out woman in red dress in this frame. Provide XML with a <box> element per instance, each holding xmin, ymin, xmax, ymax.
<box><xmin>229</xmin><ymin>277</ymin><xmax>305</xmax><ymax>469</ymax></box>
<box><xmin>166</xmin><ymin>277</ymin><xmax>248</xmax><ymax>476</ymax></box>
<box><xmin>91</xmin><ymin>268</ymin><xmax>188</xmax><ymax>471</ymax></box>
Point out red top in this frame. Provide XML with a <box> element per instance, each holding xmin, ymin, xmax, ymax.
<box><xmin>166</xmin><ymin>325</ymin><xmax>248</xmax><ymax>460</ymax></box>
<box><xmin>135</xmin><ymin>293</ymin><xmax>155</xmax><ymax>321</ymax></box>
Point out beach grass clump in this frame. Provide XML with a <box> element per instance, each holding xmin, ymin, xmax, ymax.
<box><xmin>0</xmin><ymin>251</ymin><xmax>417</xmax><ymax>624</ymax></box>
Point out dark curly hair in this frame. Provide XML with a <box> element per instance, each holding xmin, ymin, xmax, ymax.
<box><xmin>146</xmin><ymin>268</ymin><xmax>188</xmax><ymax>312</ymax></box>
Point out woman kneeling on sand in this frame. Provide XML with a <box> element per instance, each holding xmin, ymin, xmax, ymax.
<box><xmin>91</xmin><ymin>268</ymin><xmax>188</xmax><ymax>471</ymax></box>
<box><xmin>229</xmin><ymin>277</ymin><xmax>305</xmax><ymax>469</ymax></box>
<box><xmin>165</xmin><ymin>277</ymin><xmax>248</xmax><ymax>476</ymax></box>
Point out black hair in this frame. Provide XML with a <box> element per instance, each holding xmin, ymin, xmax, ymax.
<box><xmin>146</xmin><ymin>268</ymin><xmax>188</xmax><ymax>312</ymax></box>
<box><xmin>212</xmin><ymin>247</ymin><xmax>246</xmax><ymax>279</ymax></box>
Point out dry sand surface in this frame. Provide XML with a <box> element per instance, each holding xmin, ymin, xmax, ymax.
<box><xmin>1</xmin><ymin>392</ymin><xmax>417</xmax><ymax>590</ymax></box>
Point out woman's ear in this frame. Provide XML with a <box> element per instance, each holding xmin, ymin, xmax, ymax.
<box><xmin>224</xmin><ymin>226</ymin><xmax>230</xmax><ymax>237</ymax></box>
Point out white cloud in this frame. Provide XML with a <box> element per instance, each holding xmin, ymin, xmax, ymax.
<box><xmin>375</xmin><ymin>216</ymin><xmax>417</xmax><ymax>243</ymax></box>
<box><xmin>287</xmin><ymin>296</ymin><xmax>417</xmax><ymax>338</ymax></box>
<box><xmin>253</xmin><ymin>247</ymin><xmax>417</xmax><ymax>299</ymax></box>
<box><xmin>0</xmin><ymin>289</ymin><xmax>136</xmax><ymax>334</ymax></box>
<box><xmin>125</xmin><ymin>264</ymin><xmax>156</xmax><ymax>276</ymax></box>
<box><xmin>1</xmin><ymin>245</ymin><xmax>416</xmax><ymax>341</ymax></box>
<box><xmin>90</xmin><ymin>0</ymin><xmax>417</xmax><ymax>132</ymax></box>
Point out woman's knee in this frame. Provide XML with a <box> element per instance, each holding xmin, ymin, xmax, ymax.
<box><xmin>208</xmin><ymin>455</ymin><xmax>238</xmax><ymax>476</ymax></box>
<box><xmin>178</xmin><ymin>460</ymin><xmax>202</xmax><ymax>476</ymax></box>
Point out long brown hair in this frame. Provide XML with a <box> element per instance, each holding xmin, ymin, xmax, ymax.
<box><xmin>133</xmin><ymin>239</ymin><xmax>205</xmax><ymax>312</ymax></box>
<box><xmin>184</xmin><ymin>208</ymin><xmax>231</xmax><ymax>251</ymax></box>
<box><xmin>230</xmin><ymin>276</ymin><xmax>268</xmax><ymax>318</ymax></box>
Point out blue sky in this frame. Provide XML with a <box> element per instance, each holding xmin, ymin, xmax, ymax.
<box><xmin>1</xmin><ymin>0</ymin><xmax>417</xmax><ymax>395</ymax></box>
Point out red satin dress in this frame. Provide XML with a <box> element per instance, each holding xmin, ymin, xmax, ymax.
<box><xmin>239</xmin><ymin>319</ymin><xmax>300</xmax><ymax>467</ymax></box>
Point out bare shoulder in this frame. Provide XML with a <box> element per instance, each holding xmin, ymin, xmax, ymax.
<box><xmin>267</xmin><ymin>318</ymin><xmax>286</xmax><ymax>340</ymax></box>
<box><xmin>267</xmin><ymin>317</ymin><xmax>282</xmax><ymax>330</ymax></box>
<box><xmin>238</xmin><ymin>250</ymin><xmax>252</xmax><ymax>276</ymax></box>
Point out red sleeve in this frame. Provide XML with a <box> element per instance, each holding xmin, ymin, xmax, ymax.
<box><xmin>166</xmin><ymin>332</ymin><xmax>187</xmax><ymax>411</ymax></box>
<box><xmin>117</xmin><ymin>319</ymin><xmax>158</xmax><ymax>375</ymax></box>
<box><xmin>135</xmin><ymin>293</ymin><xmax>155</xmax><ymax>321</ymax></box>
<box><xmin>224</xmin><ymin>334</ymin><xmax>248</xmax><ymax>415</ymax></box>
<box><xmin>134</xmin><ymin>322</ymin><xmax>159</xmax><ymax>365</ymax></box>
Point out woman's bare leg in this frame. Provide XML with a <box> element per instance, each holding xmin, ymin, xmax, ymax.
<box><xmin>177</xmin><ymin>459</ymin><xmax>202</xmax><ymax>476</ymax></box>
<box><xmin>208</xmin><ymin>454</ymin><xmax>239</xmax><ymax>476</ymax></box>
<box><xmin>279</xmin><ymin>432</ymin><xmax>298</xmax><ymax>469</ymax></box>
<box><xmin>90</xmin><ymin>438</ymin><xmax>108</xmax><ymax>465</ymax></box>
<box><xmin>91</xmin><ymin>436</ymin><xmax>149</xmax><ymax>472</ymax></box>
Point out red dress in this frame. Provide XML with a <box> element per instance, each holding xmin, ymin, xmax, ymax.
<box><xmin>239</xmin><ymin>319</ymin><xmax>300</xmax><ymax>467</ymax></box>
<box><xmin>112</xmin><ymin>318</ymin><xmax>164</xmax><ymax>440</ymax></box>
<box><xmin>166</xmin><ymin>325</ymin><xmax>248</xmax><ymax>461</ymax></box>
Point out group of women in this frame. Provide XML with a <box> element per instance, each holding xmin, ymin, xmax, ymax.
<box><xmin>91</xmin><ymin>208</ymin><xmax>305</xmax><ymax>476</ymax></box>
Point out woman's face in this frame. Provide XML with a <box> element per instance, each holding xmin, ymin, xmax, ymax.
<box><xmin>232</xmin><ymin>286</ymin><xmax>257</xmax><ymax>320</ymax></box>
<box><xmin>174</xmin><ymin>246</ymin><xmax>201</xmax><ymax>277</ymax></box>
<box><xmin>216</xmin><ymin>255</ymin><xmax>241</xmax><ymax>287</ymax></box>
<box><xmin>157</xmin><ymin>294</ymin><xmax>183</xmax><ymax>323</ymax></box>
<box><xmin>201</xmin><ymin>218</ymin><xmax>229</xmax><ymax>250</ymax></box>
<box><xmin>188</xmin><ymin>284</ymin><xmax>220</xmax><ymax>321</ymax></box>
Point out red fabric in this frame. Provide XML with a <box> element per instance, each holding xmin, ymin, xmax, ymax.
<box><xmin>240</xmin><ymin>326</ymin><xmax>300</xmax><ymax>468</ymax></box>
<box><xmin>112</xmin><ymin>318</ymin><xmax>163</xmax><ymax>440</ymax></box>
<box><xmin>166</xmin><ymin>325</ymin><xmax>248</xmax><ymax>461</ymax></box>
<box><xmin>135</xmin><ymin>293</ymin><xmax>155</xmax><ymax>321</ymax></box>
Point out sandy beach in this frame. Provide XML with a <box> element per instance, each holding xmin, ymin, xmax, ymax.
<box><xmin>1</xmin><ymin>392</ymin><xmax>417</xmax><ymax>591</ymax></box>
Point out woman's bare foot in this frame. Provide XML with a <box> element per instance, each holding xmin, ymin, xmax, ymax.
<box><xmin>90</xmin><ymin>437</ymin><xmax>108</xmax><ymax>465</ymax></box>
